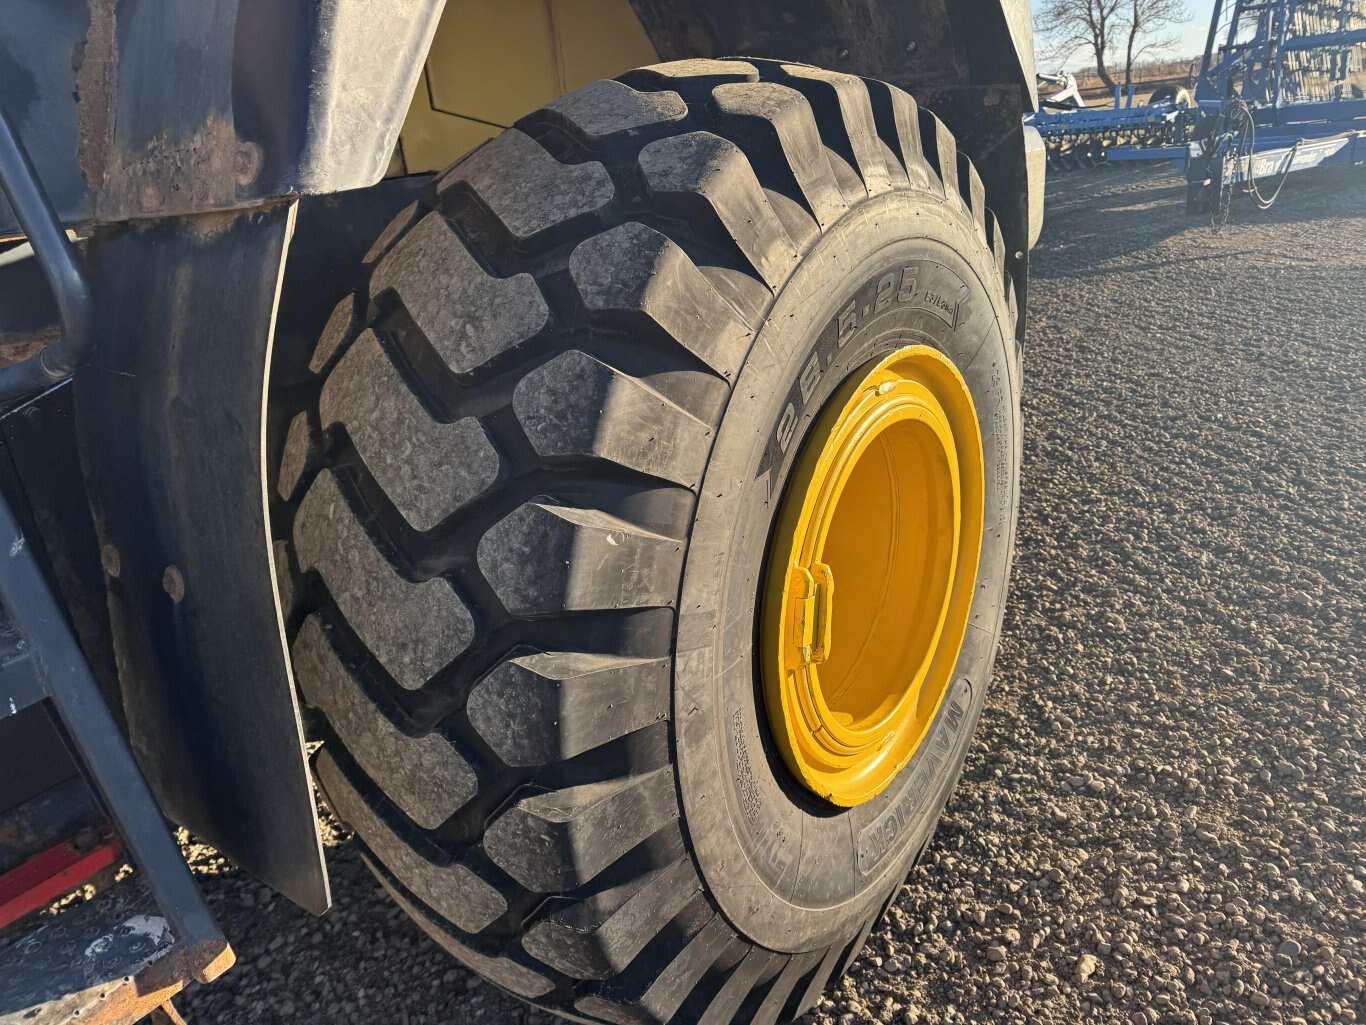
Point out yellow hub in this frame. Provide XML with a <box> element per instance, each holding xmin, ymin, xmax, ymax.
<box><xmin>761</xmin><ymin>345</ymin><xmax>984</xmax><ymax>807</ymax></box>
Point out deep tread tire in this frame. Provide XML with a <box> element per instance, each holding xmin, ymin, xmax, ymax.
<box><xmin>278</xmin><ymin>58</ymin><xmax>1020</xmax><ymax>1025</ymax></box>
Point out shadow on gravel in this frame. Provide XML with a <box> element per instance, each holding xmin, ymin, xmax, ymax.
<box><xmin>1033</xmin><ymin>165</ymin><xmax>1366</xmax><ymax>278</ymax></box>
<box><xmin>179</xmin><ymin>820</ymin><xmax>542</xmax><ymax>1025</ymax></box>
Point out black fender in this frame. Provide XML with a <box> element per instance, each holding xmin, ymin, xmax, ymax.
<box><xmin>0</xmin><ymin>0</ymin><xmax>447</xmax><ymax>912</ymax></box>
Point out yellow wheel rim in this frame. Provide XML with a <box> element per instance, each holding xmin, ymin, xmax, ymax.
<box><xmin>761</xmin><ymin>345</ymin><xmax>984</xmax><ymax>807</ymax></box>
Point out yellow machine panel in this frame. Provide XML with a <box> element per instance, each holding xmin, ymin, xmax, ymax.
<box><xmin>392</xmin><ymin>0</ymin><xmax>660</xmax><ymax>175</ymax></box>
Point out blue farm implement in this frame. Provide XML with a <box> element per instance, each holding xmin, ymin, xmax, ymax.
<box><xmin>1187</xmin><ymin>0</ymin><xmax>1366</xmax><ymax>220</ymax></box>
<box><xmin>1029</xmin><ymin>82</ymin><xmax>1200</xmax><ymax>169</ymax></box>
<box><xmin>1032</xmin><ymin>0</ymin><xmax>1366</xmax><ymax>204</ymax></box>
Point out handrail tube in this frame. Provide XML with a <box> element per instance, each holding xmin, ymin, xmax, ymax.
<box><xmin>0</xmin><ymin>106</ymin><xmax>93</xmax><ymax>406</ymax></box>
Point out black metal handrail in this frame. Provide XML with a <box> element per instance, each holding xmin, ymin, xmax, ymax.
<box><xmin>0</xmin><ymin>105</ymin><xmax>93</xmax><ymax>405</ymax></box>
<box><xmin>0</xmin><ymin>491</ymin><xmax>230</xmax><ymax>982</ymax></box>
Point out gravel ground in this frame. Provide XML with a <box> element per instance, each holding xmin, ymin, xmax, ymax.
<box><xmin>178</xmin><ymin>165</ymin><xmax>1365</xmax><ymax>1025</ymax></box>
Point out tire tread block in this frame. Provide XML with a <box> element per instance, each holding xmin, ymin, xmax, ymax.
<box><xmin>749</xmin><ymin>948</ymin><xmax>825</xmax><ymax>1025</ymax></box>
<box><xmin>709</xmin><ymin>82</ymin><xmax>848</xmax><ymax>231</ymax></box>
<box><xmin>789</xmin><ymin>941</ymin><xmax>845</xmax><ymax>1021</ymax></box>
<box><xmin>957</xmin><ymin>151</ymin><xmax>989</xmax><ymax>244</ymax></box>
<box><xmin>621</xmin><ymin>60</ymin><xmax>760</xmax><ymax>100</ymax></box>
<box><xmin>310</xmin><ymin>294</ymin><xmax>359</xmax><ymax>374</ymax></box>
<box><xmin>773</xmin><ymin>65</ymin><xmax>895</xmax><ymax>197</ymax></box>
<box><xmin>371</xmin><ymin>859</ymin><xmax>555</xmax><ymax>999</ymax></box>
<box><xmin>363</xmin><ymin>201</ymin><xmax>421</xmax><ymax>267</ymax></box>
<box><xmin>638</xmin><ymin>132</ymin><xmax>799</xmax><ymax>288</ymax></box>
<box><xmin>834</xmin><ymin>898</ymin><xmax>883</xmax><ymax>981</ymax></box>
<box><xmin>575</xmin><ymin>914</ymin><xmax>736</xmax><ymax>1025</ymax></box>
<box><xmin>477</xmin><ymin>500</ymin><xmax>683</xmax><ymax>617</ymax></box>
<box><xmin>483</xmin><ymin>768</ymin><xmax>678</xmax><ymax>892</ymax></box>
<box><xmin>522</xmin><ymin>856</ymin><xmax>700</xmax><ymax>980</ymax></box>
<box><xmin>696</xmin><ymin>946</ymin><xmax>783</xmax><ymax>1025</ymax></box>
<box><xmin>467</xmin><ymin>650</ymin><xmax>669</xmax><ymax>766</ymax></box>
<box><xmin>865</xmin><ymin>81</ymin><xmax>935</xmax><ymax>192</ymax></box>
<box><xmin>295</xmin><ymin>616</ymin><xmax>475</xmax><ymax>827</ymax></box>
<box><xmin>986</xmin><ymin>210</ymin><xmax>1009</xmax><ymax>281</ymax></box>
<box><xmin>513</xmin><ymin>349</ymin><xmax>711</xmax><ymax>487</ymax></box>
<box><xmin>316</xmin><ymin>750</ymin><xmax>505</xmax><ymax>934</ymax></box>
<box><xmin>570</xmin><ymin>221</ymin><xmax>753</xmax><ymax>379</ymax></box>
<box><xmin>439</xmin><ymin>128</ymin><xmax>615</xmax><ymax>241</ymax></box>
<box><xmin>322</xmin><ymin>330</ymin><xmax>499</xmax><ymax>531</ymax></box>
<box><xmin>543</xmin><ymin>78</ymin><xmax>688</xmax><ymax>140</ymax></box>
<box><xmin>278</xmin><ymin>411</ymin><xmax>312</xmax><ymax>502</ymax></box>
<box><xmin>370</xmin><ymin>211</ymin><xmax>549</xmax><ymax>377</ymax></box>
<box><xmin>295</xmin><ymin>469</ymin><xmax>474</xmax><ymax>689</ymax></box>
<box><xmin>917</xmin><ymin>109</ymin><xmax>961</xmax><ymax>205</ymax></box>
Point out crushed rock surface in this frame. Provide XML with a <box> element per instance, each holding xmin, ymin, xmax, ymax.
<box><xmin>179</xmin><ymin>166</ymin><xmax>1365</xmax><ymax>1025</ymax></box>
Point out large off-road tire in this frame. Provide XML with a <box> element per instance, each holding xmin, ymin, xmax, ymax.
<box><xmin>276</xmin><ymin>58</ymin><xmax>1021</xmax><ymax>1024</ymax></box>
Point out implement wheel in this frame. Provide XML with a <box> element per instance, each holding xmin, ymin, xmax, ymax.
<box><xmin>278</xmin><ymin>57</ymin><xmax>1021</xmax><ymax>1024</ymax></box>
<box><xmin>1149</xmin><ymin>85</ymin><xmax>1195</xmax><ymax>108</ymax></box>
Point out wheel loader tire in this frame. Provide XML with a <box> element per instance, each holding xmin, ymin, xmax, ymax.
<box><xmin>278</xmin><ymin>58</ymin><xmax>1021</xmax><ymax>1025</ymax></box>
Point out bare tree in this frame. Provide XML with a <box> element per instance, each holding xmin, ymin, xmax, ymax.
<box><xmin>1036</xmin><ymin>0</ymin><xmax>1124</xmax><ymax>90</ymax></box>
<box><xmin>1121</xmin><ymin>0</ymin><xmax>1189</xmax><ymax>87</ymax></box>
<box><xmin>1036</xmin><ymin>0</ymin><xmax>1188</xmax><ymax>90</ymax></box>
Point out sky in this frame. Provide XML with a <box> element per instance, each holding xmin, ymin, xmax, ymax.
<box><xmin>1054</xmin><ymin>0</ymin><xmax>1220</xmax><ymax>69</ymax></box>
<box><xmin>1174</xmin><ymin>1</ymin><xmax>1221</xmax><ymax>58</ymax></box>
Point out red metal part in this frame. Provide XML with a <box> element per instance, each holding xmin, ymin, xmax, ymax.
<box><xmin>0</xmin><ymin>832</ymin><xmax>121</xmax><ymax>929</ymax></box>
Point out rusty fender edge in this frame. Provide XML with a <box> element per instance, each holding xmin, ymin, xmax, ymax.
<box><xmin>0</xmin><ymin>0</ymin><xmax>451</xmax><ymax>914</ymax></box>
<box><xmin>0</xmin><ymin>0</ymin><xmax>445</xmax><ymax>234</ymax></box>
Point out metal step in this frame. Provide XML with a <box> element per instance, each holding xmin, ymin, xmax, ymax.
<box><xmin>0</xmin><ymin>874</ymin><xmax>232</xmax><ymax>1025</ymax></box>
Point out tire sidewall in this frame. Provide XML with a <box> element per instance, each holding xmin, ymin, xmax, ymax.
<box><xmin>674</xmin><ymin>188</ymin><xmax>1022</xmax><ymax>954</ymax></box>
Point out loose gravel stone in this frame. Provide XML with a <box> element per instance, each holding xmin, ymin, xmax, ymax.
<box><xmin>1075</xmin><ymin>953</ymin><xmax>1100</xmax><ymax>982</ymax></box>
